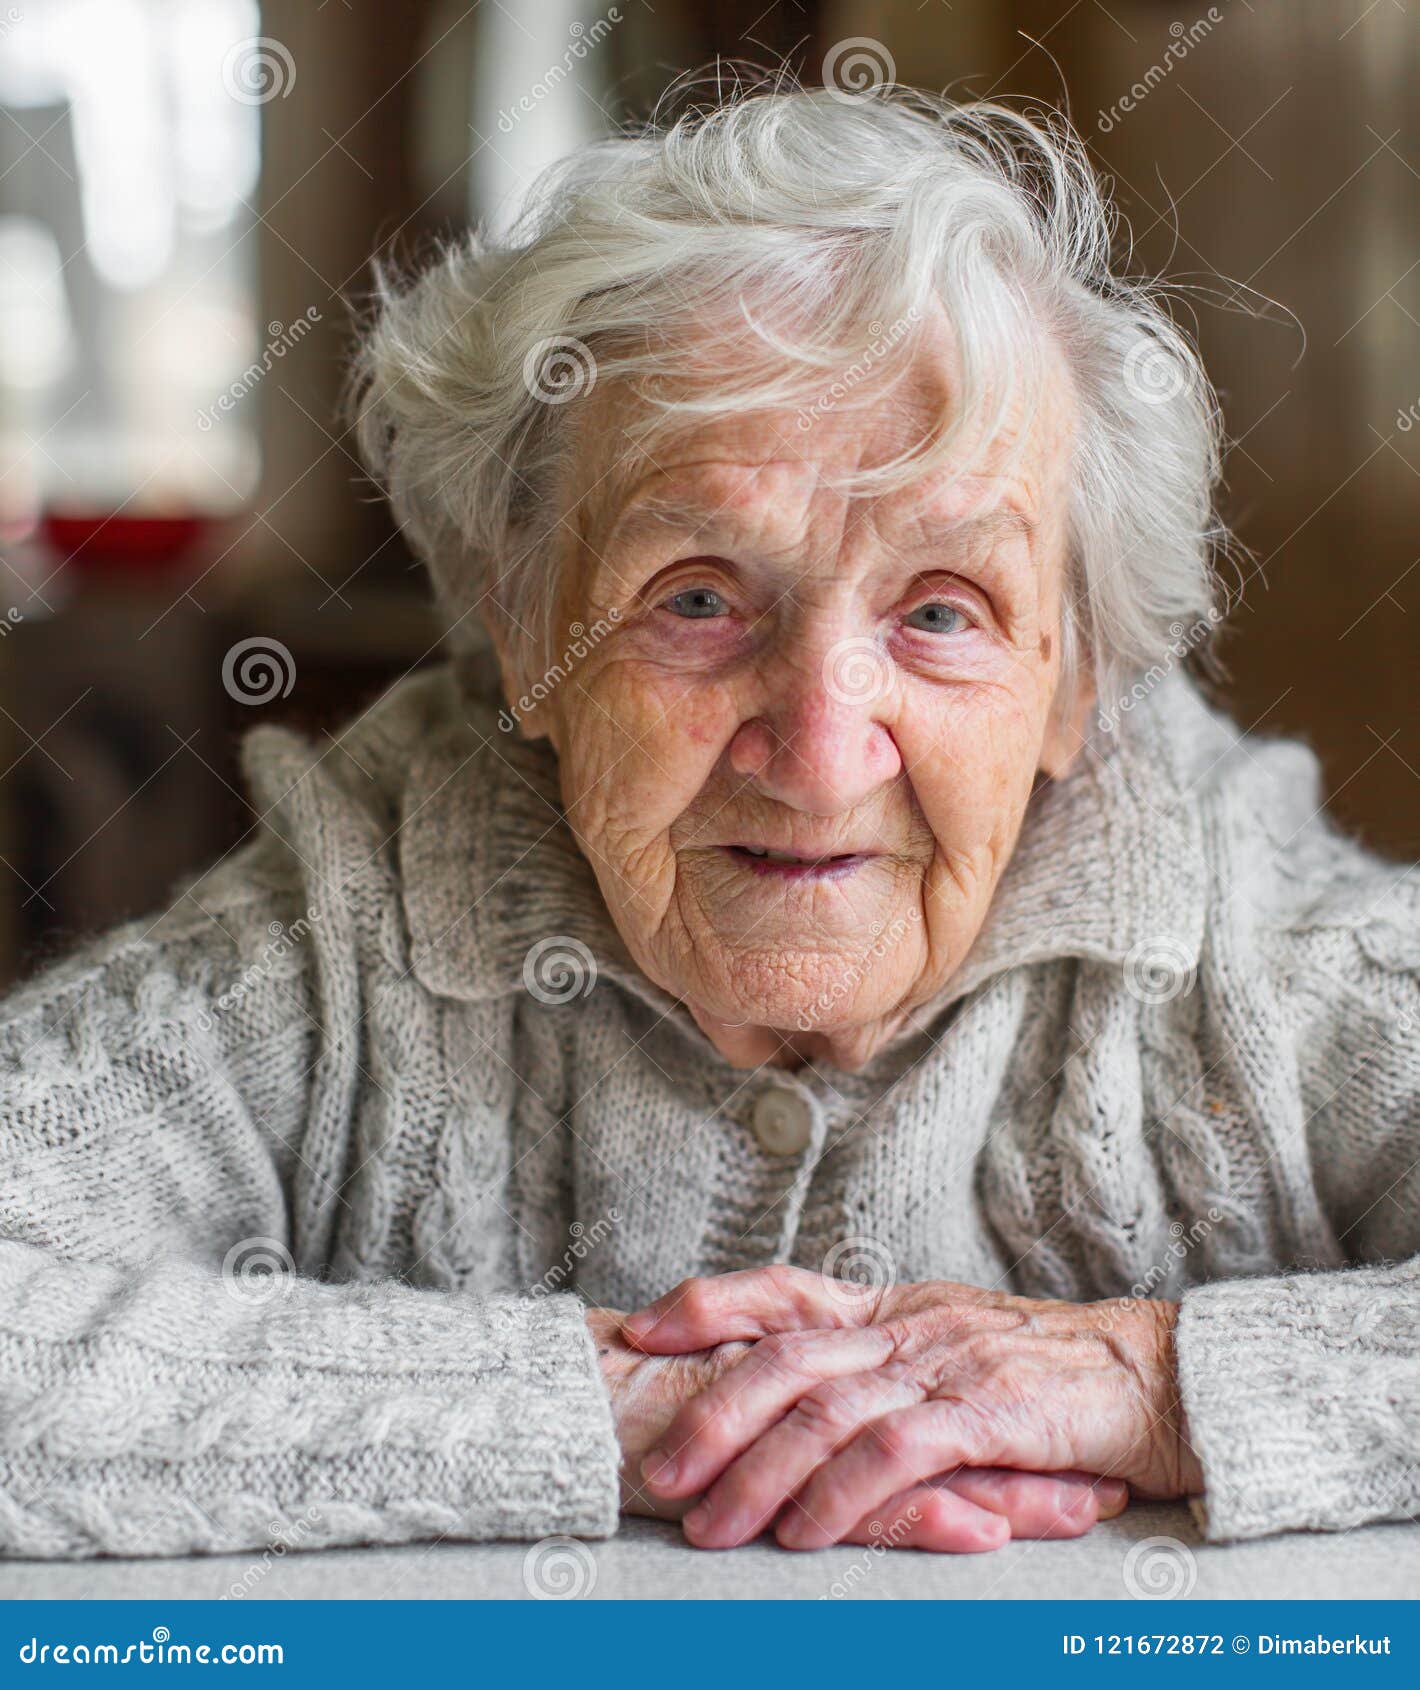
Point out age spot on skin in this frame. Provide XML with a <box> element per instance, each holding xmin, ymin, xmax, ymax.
<box><xmin>1039</xmin><ymin>634</ymin><xmax>1052</xmax><ymax>662</ymax></box>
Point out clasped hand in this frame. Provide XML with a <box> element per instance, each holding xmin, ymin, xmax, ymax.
<box><xmin>591</xmin><ymin>1265</ymin><xmax>1202</xmax><ymax>1553</ymax></box>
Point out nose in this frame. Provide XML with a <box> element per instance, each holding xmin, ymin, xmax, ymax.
<box><xmin>727</xmin><ymin>640</ymin><xmax>902</xmax><ymax>815</ymax></box>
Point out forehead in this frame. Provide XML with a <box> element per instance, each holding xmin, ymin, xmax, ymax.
<box><xmin>567</xmin><ymin>305</ymin><xmax>1076</xmax><ymax>547</ymax></box>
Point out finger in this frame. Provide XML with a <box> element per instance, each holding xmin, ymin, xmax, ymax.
<box><xmin>838</xmin><ymin>1482</ymin><xmax>1010</xmax><ymax>1554</ymax></box>
<box><xmin>778</xmin><ymin>1400</ymin><xmax>987</xmax><ymax>1549</ymax></box>
<box><xmin>942</xmin><ymin>1468</ymin><xmax>1128</xmax><ymax>1540</ymax></box>
<box><xmin>641</xmin><ymin>1326</ymin><xmax>895</xmax><ymax>1500</ymax></box>
<box><xmin>623</xmin><ymin>1266</ymin><xmax>880</xmax><ymax>1352</ymax></box>
<box><xmin>680</xmin><ymin>1365</ymin><xmax>923</xmax><ymax>1548</ymax></box>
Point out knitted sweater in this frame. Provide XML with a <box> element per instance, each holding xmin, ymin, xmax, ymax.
<box><xmin>0</xmin><ymin>659</ymin><xmax>1415</xmax><ymax>1559</ymax></box>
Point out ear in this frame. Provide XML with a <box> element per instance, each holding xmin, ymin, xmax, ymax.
<box><xmin>1038</xmin><ymin>669</ymin><xmax>1095</xmax><ymax>781</ymax></box>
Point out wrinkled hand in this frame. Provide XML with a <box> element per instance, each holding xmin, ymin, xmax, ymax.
<box><xmin>618</xmin><ymin>1268</ymin><xmax>1200</xmax><ymax>1551</ymax></box>
<box><xmin>588</xmin><ymin>1306</ymin><xmax>752</xmax><ymax>1521</ymax></box>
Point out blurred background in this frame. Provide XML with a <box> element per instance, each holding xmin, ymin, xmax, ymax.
<box><xmin>0</xmin><ymin>0</ymin><xmax>1415</xmax><ymax>984</ymax></box>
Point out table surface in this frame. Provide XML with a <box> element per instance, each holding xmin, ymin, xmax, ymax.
<box><xmin>2</xmin><ymin>1505</ymin><xmax>1416</xmax><ymax>1601</ymax></box>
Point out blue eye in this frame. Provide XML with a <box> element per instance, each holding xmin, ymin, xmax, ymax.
<box><xmin>665</xmin><ymin>587</ymin><xmax>727</xmax><ymax>619</ymax></box>
<box><xmin>903</xmin><ymin>602</ymin><xmax>966</xmax><ymax>634</ymax></box>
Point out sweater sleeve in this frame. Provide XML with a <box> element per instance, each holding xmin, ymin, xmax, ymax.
<box><xmin>1175</xmin><ymin>856</ymin><xmax>1420</xmax><ymax>1543</ymax></box>
<box><xmin>0</xmin><ymin>828</ymin><xmax>619</xmax><ymax>1559</ymax></box>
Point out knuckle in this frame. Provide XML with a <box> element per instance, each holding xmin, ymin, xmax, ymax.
<box><xmin>674</xmin><ymin>1277</ymin><xmax>716</xmax><ymax>1321</ymax></box>
<box><xmin>863</xmin><ymin>1413</ymin><xmax>915</xmax><ymax>1467</ymax></box>
<box><xmin>786</xmin><ymin>1383</ymin><xmax>855</xmax><ymax>1443</ymax></box>
<box><xmin>757</xmin><ymin>1331</ymin><xmax>816</xmax><ymax>1375</ymax></box>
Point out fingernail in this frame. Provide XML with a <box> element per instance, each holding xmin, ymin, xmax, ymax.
<box><xmin>640</xmin><ymin>1448</ymin><xmax>677</xmax><ymax>1487</ymax></box>
<box><xmin>1098</xmin><ymin>1479</ymin><xmax>1129</xmax><ymax>1517</ymax></box>
<box><xmin>683</xmin><ymin>1502</ymin><xmax>710</xmax><ymax>1536</ymax></box>
<box><xmin>622</xmin><ymin>1311</ymin><xmax>654</xmax><ymax>1340</ymax></box>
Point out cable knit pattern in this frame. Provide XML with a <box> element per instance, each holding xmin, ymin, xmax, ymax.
<box><xmin>0</xmin><ymin>659</ymin><xmax>1415</xmax><ymax>1556</ymax></box>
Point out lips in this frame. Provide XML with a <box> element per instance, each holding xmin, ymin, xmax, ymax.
<box><xmin>723</xmin><ymin>844</ymin><xmax>875</xmax><ymax>879</ymax></box>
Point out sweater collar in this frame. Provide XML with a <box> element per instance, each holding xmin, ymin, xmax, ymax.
<box><xmin>399</xmin><ymin>668</ymin><xmax>1220</xmax><ymax>1035</ymax></box>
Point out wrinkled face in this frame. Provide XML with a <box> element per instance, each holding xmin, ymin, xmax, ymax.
<box><xmin>501</xmin><ymin>312</ymin><xmax>1082</xmax><ymax>1071</ymax></box>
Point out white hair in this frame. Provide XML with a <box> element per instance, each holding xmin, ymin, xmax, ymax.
<box><xmin>350</xmin><ymin>77</ymin><xmax>1228</xmax><ymax>721</ymax></box>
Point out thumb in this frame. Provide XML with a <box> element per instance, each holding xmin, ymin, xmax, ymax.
<box><xmin>622</xmin><ymin>1265</ymin><xmax>881</xmax><ymax>1352</ymax></box>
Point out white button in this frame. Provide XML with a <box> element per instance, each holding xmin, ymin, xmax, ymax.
<box><xmin>751</xmin><ymin>1086</ymin><xmax>814</xmax><ymax>1156</ymax></box>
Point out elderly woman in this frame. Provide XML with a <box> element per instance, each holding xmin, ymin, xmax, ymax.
<box><xmin>1</xmin><ymin>84</ymin><xmax>1415</xmax><ymax>1563</ymax></box>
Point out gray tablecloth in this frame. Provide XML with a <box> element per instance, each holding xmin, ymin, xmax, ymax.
<box><xmin>2</xmin><ymin>1505</ymin><xmax>1416</xmax><ymax>1601</ymax></box>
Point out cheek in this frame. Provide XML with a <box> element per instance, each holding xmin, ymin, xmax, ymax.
<box><xmin>897</xmin><ymin>682</ymin><xmax>1046</xmax><ymax>848</ymax></box>
<box><xmin>564</xmin><ymin>661</ymin><xmax>741</xmax><ymax>842</ymax></box>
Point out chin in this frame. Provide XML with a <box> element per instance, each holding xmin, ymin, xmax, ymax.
<box><xmin>694</xmin><ymin>940</ymin><xmax>910</xmax><ymax>1035</ymax></box>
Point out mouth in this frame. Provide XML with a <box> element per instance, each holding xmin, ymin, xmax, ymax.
<box><xmin>722</xmin><ymin>844</ymin><xmax>877</xmax><ymax>881</ymax></box>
